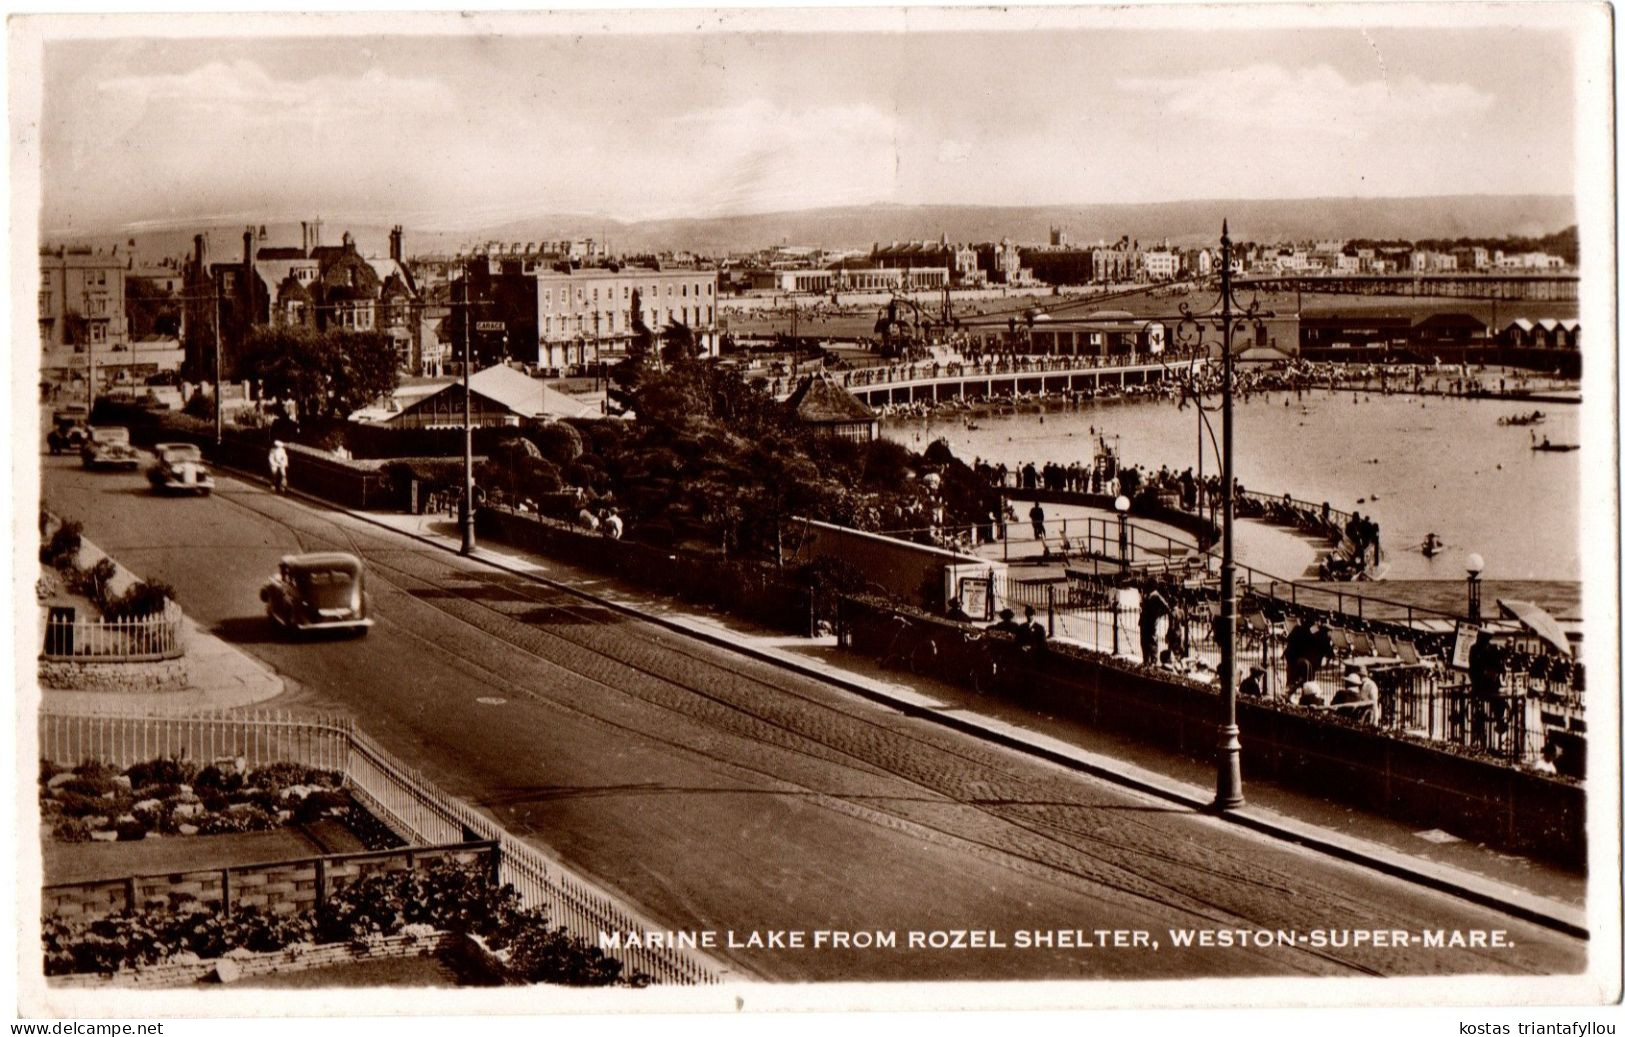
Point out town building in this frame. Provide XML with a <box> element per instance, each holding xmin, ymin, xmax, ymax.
<box><xmin>184</xmin><ymin>223</ymin><xmax>424</xmax><ymax>379</ymax></box>
<box><xmin>446</xmin><ymin>266</ymin><xmax>720</xmax><ymax>374</ymax></box>
<box><xmin>1499</xmin><ymin>318</ymin><xmax>1580</xmax><ymax>349</ymax></box>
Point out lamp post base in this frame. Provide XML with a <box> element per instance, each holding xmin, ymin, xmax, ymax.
<box><xmin>1213</xmin><ymin>724</ymin><xmax>1244</xmax><ymax>810</ymax></box>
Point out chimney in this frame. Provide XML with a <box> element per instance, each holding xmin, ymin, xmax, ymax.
<box><xmin>193</xmin><ymin>234</ymin><xmax>206</xmax><ymax>271</ymax></box>
<box><xmin>390</xmin><ymin>225</ymin><xmax>403</xmax><ymax>262</ymax></box>
<box><xmin>301</xmin><ymin>222</ymin><xmax>308</xmax><ymax>254</ymax></box>
<box><xmin>342</xmin><ymin>230</ymin><xmax>354</xmax><ymax>252</ymax></box>
<box><xmin>243</xmin><ymin>227</ymin><xmax>254</xmax><ymax>266</ymax></box>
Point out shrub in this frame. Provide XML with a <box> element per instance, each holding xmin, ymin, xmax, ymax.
<box><xmin>40</xmin><ymin>759</ymin><xmax>65</xmax><ymax>784</ymax></box>
<box><xmin>503</xmin><ymin>918</ymin><xmax>635</xmax><ymax>987</ymax></box>
<box><xmin>52</xmin><ymin>817</ymin><xmax>91</xmax><ymax>843</ymax></box>
<box><xmin>115</xmin><ymin>818</ymin><xmax>150</xmax><ymax>841</ymax></box>
<box><xmin>40</xmin><ymin>521</ymin><xmax>83</xmax><ymax>569</ymax></box>
<box><xmin>530</xmin><ymin>422</ymin><xmax>584</xmax><ymax>466</ymax></box>
<box><xmin>103</xmin><ymin>580</ymin><xmax>176</xmax><ymax>620</ymax></box>
<box><xmin>50</xmin><ymin>791</ymin><xmax>126</xmax><ymax>819</ymax></box>
<box><xmin>57</xmin><ymin>775</ymin><xmax>117</xmax><ymax>798</ymax></box>
<box><xmin>196</xmin><ymin>805</ymin><xmax>276</xmax><ymax>835</ymax></box>
<box><xmin>125</xmin><ymin>756</ymin><xmax>196</xmax><ymax>789</ymax></box>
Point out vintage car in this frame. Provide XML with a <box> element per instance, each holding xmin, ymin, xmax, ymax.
<box><xmin>146</xmin><ymin>442</ymin><xmax>215</xmax><ymax>495</ymax></box>
<box><xmin>46</xmin><ymin>408</ymin><xmax>91</xmax><ymax>454</ymax></box>
<box><xmin>260</xmin><ymin>552</ymin><xmax>374</xmax><ymax>635</ymax></box>
<box><xmin>80</xmin><ymin>426</ymin><xmax>141</xmax><ymax>470</ymax></box>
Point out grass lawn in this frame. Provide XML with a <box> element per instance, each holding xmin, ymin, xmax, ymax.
<box><xmin>43</xmin><ymin>828</ymin><xmax>328</xmax><ymax>885</ymax></box>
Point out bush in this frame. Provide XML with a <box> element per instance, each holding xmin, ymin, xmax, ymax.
<box><xmin>52</xmin><ymin>817</ymin><xmax>91</xmax><ymax>843</ymax></box>
<box><xmin>57</xmin><ymin>775</ymin><xmax>117</xmax><ymax>798</ymax></box>
<box><xmin>530</xmin><ymin>422</ymin><xmax>584</xmax><ymax>466</ymax></box>
<box><xmin>125</xmin><ymin>756</ymin><xmax>196</xmax><ymax>789</ymax></box>
<box><xmin>103</xmin><ymin>580</ymin><xmax>176</xmax><ymax>620</ymax></box>
<box><xmin>40</xmin><ymin>521</ymin><xmax>83</xmax><ymax>569</ymax></box>
<box><xmin>503</xmin><ymin>918</ymin><xmax>636</xmax><ymax>987</ymax></box>
<box><xmin>115</xmin><ymin>818</ymin><xmax>150</xmax><ymax>841</ymax></box>
<box><xmin>40</xmin><ymin>759</ymin><xmax>65</xmax><ymax>784</ymax></box>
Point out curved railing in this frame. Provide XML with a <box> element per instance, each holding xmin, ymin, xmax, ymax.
<box><xmin>40</xmin><ymin>601</ymin><xmax>185</xmax><ymax>662</ymax></box>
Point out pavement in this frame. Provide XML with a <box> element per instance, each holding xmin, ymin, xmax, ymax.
<box><xmin>42</xmin><ymin>492</ymin><xmax>1588</xmax><ymax>941</ymax></box>
<box><xmin>357</xmin><ymin>506</ymin><xmax>1589</xmax><ymax>939</ymax></box>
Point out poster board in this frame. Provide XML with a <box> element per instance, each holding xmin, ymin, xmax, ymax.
<box><xmin>957</xmin><ymin>576</ymin><xmax>993</xmax><ymax>622</ymax></box>
<box><xmin>1450</xmin><ymin>622</ymin><xmax>1481</xmax><ymax>671</ymax></box>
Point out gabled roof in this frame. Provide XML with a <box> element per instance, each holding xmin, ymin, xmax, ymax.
<box><xmin>784</xmin><ymin>373</ymin><xmax>876</xmax><ymax>425</ymax></box>
<box><xmin>464</xmin><ymin>365</ymin><xmax>599</xmax><ymax>420</ymax></box>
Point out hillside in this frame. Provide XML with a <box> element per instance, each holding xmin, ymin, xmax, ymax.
<box><xmin>48</xmin><ymin>194</ymin><xmax>1576</xmax><ymax>262</ymax></box>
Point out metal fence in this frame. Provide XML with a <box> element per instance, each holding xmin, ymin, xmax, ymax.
<box><xmin>1000</xmin><ymin>575</ymin><xmax>1578</xmax><ymax>771</ymax></box>
<box><xmin>40</xmin><ymin>602</ymin><xmax>185</xmax><ymax>662</ymax></box>
<box><xmin>37</xmin><ymin>706</ymin><xmax>725</xmax><ymax>985</ymax></box>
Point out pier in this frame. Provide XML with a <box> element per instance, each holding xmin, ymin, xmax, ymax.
<box><xmin>817</xmin><ymin>354</ymin><xmax>1198</xmax><ymax>408</ymax></box>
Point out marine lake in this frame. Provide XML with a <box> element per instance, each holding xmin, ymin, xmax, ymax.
<box><xmin>883</xmin><ymin>389</ymin><xmax>1583</xmax><ymax>584</ymax></box>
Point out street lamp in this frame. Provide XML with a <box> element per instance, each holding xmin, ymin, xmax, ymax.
<box><xmin>1114</xmin><ymin>494</ymin><xmax>1130</xmax><ymax>571</ymax></box>
<box><xmin>1465</xmin><ymin>552</ymin><xmax>1485</xmax><ymax>622</ymax></box>
<box><xmin>459</xmin><ymin>261</ymin><xmax>476</xmax><ymax>556</ymax></box>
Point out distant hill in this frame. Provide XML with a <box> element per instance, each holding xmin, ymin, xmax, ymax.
<box><xmin>48</xmin><ymin>195</ymin><xmax>1576</xmax><ymax>262</ymax></box>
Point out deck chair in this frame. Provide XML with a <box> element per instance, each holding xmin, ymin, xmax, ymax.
<box><xmin>1327</xmin><ymin>628</ymin><xmax>1353</xmax><ymax>656</ymax></box>
<box><xmin>1371</xmin><ymin>633</ymin><xmax>1398</xmax><ymax>659</ymax></box>
<box><xmin>1348</xmin><ymin>631</ymin><xmax>1374</xmax><ymax>657</ymax></box>
<box><xmin>1395</xmin><ymin>640</ymin><xmax>1423</xmax><ymax>666</ymax></box>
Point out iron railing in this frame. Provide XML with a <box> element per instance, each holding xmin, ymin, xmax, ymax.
<box><xmin>37</xmin><ymin>706</ymin><xmax>725</xmax><ymax>985</ymax></box>
<box><xmin>40</xmin><ymin>602</ymin><xmax>185</xmax><ymax>662</ymax></box>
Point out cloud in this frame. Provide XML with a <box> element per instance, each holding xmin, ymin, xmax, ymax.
<box><xmin>647</xmin><ymin>99</ymin><xmax>900</xmax><ymax>215</ymax></box>
<box><xmin>96</xmin><ymin>59</ymin><xmax>455</xmax><ymax>123</ymax></box>
<box><xmin>1118</xmin><ymin>64</ymin><xmax>1494</xmax><ymax>139</ymax></box>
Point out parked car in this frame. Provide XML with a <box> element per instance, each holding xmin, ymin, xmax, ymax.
<box><xmin>80</xmin><ymin>426</ymin><xmax>140</xmax><ymax>470</ymax></box>
<box><xmin>46</xmin><ymin>409</ymin><xmax>90</xmax><ymax>454</ymax></box>
<box><xmin>147</xmin><ymin>442</ymin><xmax>215</xmax><ymax>495</ymax></box>
<box><xmin>260</xmin><ymin>552</ymin><xmax>373</xmax><ymax>635</ymax></box>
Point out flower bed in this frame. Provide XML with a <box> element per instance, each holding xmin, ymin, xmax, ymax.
<box><xmin>44</xmin><ymin>858</ymin><xmax>642</xmax><ymax>987</ymax></box>
<box><xmin>39</xmin><ymin>756</ymin><xmax>392</xmax><ymax>848</ymax></box>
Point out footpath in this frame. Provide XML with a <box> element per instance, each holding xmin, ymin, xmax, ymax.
<box><xmin>38</xmin><ymin>492</ymin><xmax>1588</xmax><ymax>938</ymax></box>
<box><xmin>357</xmin><ymin>506</ymin><xmax>1588</xmax><ymax>937</ymax></box>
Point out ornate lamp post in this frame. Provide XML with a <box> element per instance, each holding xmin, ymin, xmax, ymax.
<box><xmin>1115</xmin><ymin>494</ymin><xmax>1131</xmax><ymax>571</ymax></box>
<box><xmin>1169</xmin><ymin>221</ymin><xmax>1261</xmax><ymax>812</ymax></box>
<box><xmin>1465</xmin><ymin>552</ymin><xmax>1485</xmax><ymax>622</ymax></box>
<box><xmin>458</xmin><ymin>260</ymin><xmax>477</xmax><ymax>556</ymax></box>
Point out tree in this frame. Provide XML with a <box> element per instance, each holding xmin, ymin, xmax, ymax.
<box><xmin>240</xmin><ymin>327</ymin><xmax>400</xmax><ymax>423</ymax></box>
<box><xmin>125</xmin><ymin>277</ymin><xmax>181</xmax><ymax>338</ymax></box>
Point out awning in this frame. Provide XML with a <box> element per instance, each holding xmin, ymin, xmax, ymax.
<box><xmin>1496</xmin><ymin>599</ymin><xmax>1571</xmax><ymax>656</ymax></box>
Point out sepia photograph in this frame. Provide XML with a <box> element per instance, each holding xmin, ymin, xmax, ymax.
<box><xmin>7</xmin><ymin>3</ymin><xmax>1620</xmax><ymax>1023</ymax></box>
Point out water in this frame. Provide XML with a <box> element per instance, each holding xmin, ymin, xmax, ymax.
<box><xmin>884</xmin><ymin>389</ymin><xmax>1582</xmax><ymax>582</ymax></box>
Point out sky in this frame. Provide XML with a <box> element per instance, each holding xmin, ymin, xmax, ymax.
<box><xmin>27</xmin><ymin>9</ymin><xmax>1588</xmax><ymax>236</ymax></box>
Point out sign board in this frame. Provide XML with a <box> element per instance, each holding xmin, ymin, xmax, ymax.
<box><xmin>1450</xmin><ymin>622</ymin><xmax>1480</xmax><ymax>671</ymax></box>
<box><xmin>476</xmin><ymin>321</ymin><xmax>506</xmax><ymax>332</ymax></box>
<box><xmin>958</xmin><ymin>577</ymin><xmax>993</xmax><ymax>622</ymax></box>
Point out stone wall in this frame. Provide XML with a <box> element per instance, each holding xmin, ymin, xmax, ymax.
<box><xmin>37</xmin><ymin>657</ymin><xmax>189</xmax><ymax>693</ymax></box>
<box><xmin>49</xmin><ymin>930</ymin><xmax>459</xmax><ymax>988</ymax></box>
<box><xmin>44</xmin><ymin>841</ymin><xmax>498</xmax><ymax>924</ymax></box>
<box><xmin>841</xmin><ymin>596</ymin><xmax>1586</xmax><ymax>868</ymax></box>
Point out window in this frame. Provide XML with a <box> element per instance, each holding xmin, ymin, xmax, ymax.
<box><xmin>592</xmin><ymin>288</ymin><xmax>599</xmax><ymax>303</ymax></box>
<box><xmin>681</xmin><ymin>284</ymin><xmax>688</xmax><ymax>297</ymax></box>
<box><xmin>38</xmin><ymin>292</ymin><xmax>50</xmax><ymax>314</ymax></box>
<box><xmin>42</xmin><ymin>271</ymin><xmax>51</xmax><ymax>286</ymax></box>
<box><xmin>89</xmin><ymin>323</ymin><xmax>106</xmax><ymax>344</ymax></box>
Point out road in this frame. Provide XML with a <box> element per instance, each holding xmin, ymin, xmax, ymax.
<box><xmin>38</xmin><ymin>452</ymin><xmax>1587</xmax><ymax>982</ymax></box>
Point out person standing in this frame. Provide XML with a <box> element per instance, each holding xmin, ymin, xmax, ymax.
<box><xmin>1029</xmin><ymin>502</ymin><xmax>1046</xmax><ymax>542</ymax></box>
<box><xmin>1468</xmin><ymin>630</ymin><xmax>1507</xmax><ymax>741</ymax></box>
<box><xmin>267</xmin><ymin>440</ymin><xmax>290</xmax><ymax>494</ymax></box>
<box><xmin>1139</xmin><ymin>588</ymin><xmax>1170</xmax><ymax>665</ymax></box>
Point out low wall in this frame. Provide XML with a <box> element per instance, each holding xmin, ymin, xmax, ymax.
<box><xmin>477</xmin><ymin>507</ymin><xmax>811</xmax><ymax>634</ymax></box>
<box><xmin>783</xmin><ymin>518</ymin><xmax>1007</xmax><ymax>612</ymax></box>
<box><xmin>44</xmin><ymin>840</ymin><xmax>498</xmax><ymax>924</ymax></box>
<box><xmin>49</xmin><ymin>930</ymin><xmax>459</xmax><ymax>988</ymax></box>
<box><xmin>841</xmin><ymin>598</ymin><xmax>1585</xmax><ymax>868</ymax></box>
<box><xmin>37</xmin><ymin>657</ymin><xmax>189</xmax><ymax>693</ymax></box>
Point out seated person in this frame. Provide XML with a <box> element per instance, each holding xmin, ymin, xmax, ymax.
<box><xmin>988</xmin><ymin>608</ymin><xmax>1023</xmax><ymax>636</ymax></box>
<box><xmin>1296</xmin><ymin>679</ymin><xmax>1329</xmax><ymax>707</ymax></box>
<box><xmin>1332</xmin><ymin>669</ymin><xmax>1379</xmax><ymax>723</ymax></box>
<box><xmin>1239</xmin><ymin>665</ymin><xmax>1268</xmax><ymax>699</ymax></box>
<box><xmin>945</xmin><ymin>597</ymin><xmax>971</xmax><ymax>623</ymax></box>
